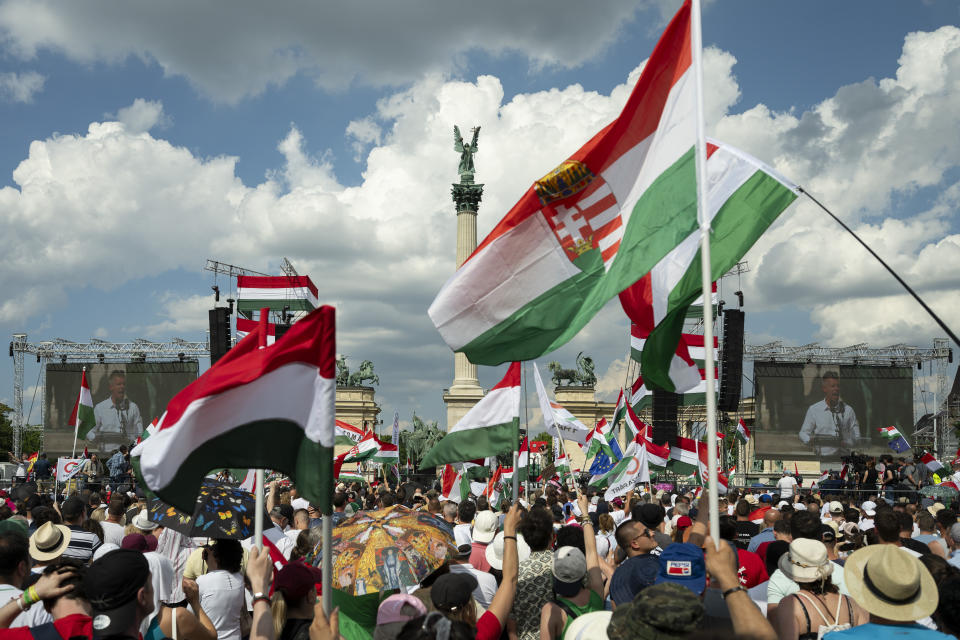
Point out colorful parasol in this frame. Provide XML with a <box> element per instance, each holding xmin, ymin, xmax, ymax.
<box><xmin>147</xmin><ymin>479</ymin><xmax>266</xmax><ymax>539</ymax></box>
<box><xmin>323</xmin><ymin>505</ymin><xmax>455</xmax><ymax>595</ymax></box>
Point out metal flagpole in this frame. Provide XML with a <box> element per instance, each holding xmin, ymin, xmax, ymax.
<box><xmin>513</xmin><ymin>363</ymin><xmax>523</xmax><ymax>502</ymax></box>
<box><xmin>254</xmin><ymin>308</ymin><xmax>269</xmax><ymax>552</ymax></box>
<box><xmin>72</xmin><ymin>366</ymin><xmax>85</xmax><ymax>459</ymax></box>
<box><xmin>691</xmin><ymin>0</ymin><xmax>720</xmax><ymax>548</ymax></box>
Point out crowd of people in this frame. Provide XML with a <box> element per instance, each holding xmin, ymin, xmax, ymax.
<box><xmin>0</xmin><ymin>466</ymin><xmax>958</xmax><ymax>640</ymax></box>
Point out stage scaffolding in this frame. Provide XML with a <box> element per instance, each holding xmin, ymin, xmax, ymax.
<box><xmin>8</xmin><ymin>336</ymin><xmax>210</xmax><ymax>456</ymax></box>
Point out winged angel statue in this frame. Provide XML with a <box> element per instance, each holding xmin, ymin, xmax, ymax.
<box><xmin>453</xmin><ymin>125</ymin><xmax>480</xmax><ymax>177</ymax></box>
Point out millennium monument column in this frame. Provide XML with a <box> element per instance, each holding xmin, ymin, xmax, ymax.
<box><xmin>443</xmin><ymin>126</ymin><xmax>486</xmax><ymax>429</ymax></box>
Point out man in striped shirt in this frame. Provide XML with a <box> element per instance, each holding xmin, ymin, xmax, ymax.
<box><xmin>60</xmin><ymin>497</ymin><xmax>101</xmax><ymax>563</ymax></box>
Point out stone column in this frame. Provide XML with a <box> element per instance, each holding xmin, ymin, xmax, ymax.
<box><xmin>444</xmin><ymin>176</ymin><xmax>486</xmax><ymax>429</ymax></box>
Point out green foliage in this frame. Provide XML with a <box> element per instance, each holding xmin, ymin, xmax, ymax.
<box><xmin>0</xmin><ymin>403</ymin><xmax>44</xmax><ymax>455</ymax></box>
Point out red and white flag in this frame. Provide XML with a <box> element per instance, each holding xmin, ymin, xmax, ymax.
<box><xmin>921</xmin><ymin>452</ymin><xmax>944</xmax><ymax>473</ymax></box>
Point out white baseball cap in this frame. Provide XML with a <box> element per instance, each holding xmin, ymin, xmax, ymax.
<box><xmin>861</xmin><ymin>500</ymin><xmax>877</xmax><ymax>516</ymax></box>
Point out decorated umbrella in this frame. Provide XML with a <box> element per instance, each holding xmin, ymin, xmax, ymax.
<box><xmin>920</xmin><ymin>483</ymin><xmax>959</xmax><ymax>500</ymax></box>
<box><xmin>148</xmin><ymin>479</ymin><xmax>267</xmax><ymax>539</ymax></box>
<box><xmin>322</xmin><ymin>505</ymin><xmax>455</xmax><ymax>595</ymax></box>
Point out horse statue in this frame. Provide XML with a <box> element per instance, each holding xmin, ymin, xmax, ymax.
<box><xmin>547</xmin><ymin>360</ymin><xmax>579</xmax><ymax>386</ymax></box>
<box><xmin>348</xmin><ymin>360</ymin><xmax>380</xmax><ymax>387</ymax></box>
<box><xmin>576</xmin><ymin>352</ymin><xmax>597</xmax><ymax>387</ymax></box>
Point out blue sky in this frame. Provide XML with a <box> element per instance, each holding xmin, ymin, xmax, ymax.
<box><xmin>1</xmin><ymin>0</ymin><xmax>959</xmax><ymax>435</ymax></box>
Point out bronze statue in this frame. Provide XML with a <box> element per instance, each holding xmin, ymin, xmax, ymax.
<box><xmin>453</xmin><ymin>125</ymin><xmax>480</xmax><ymax>177</ymax></box>
<box><xmin>335</xmin><ymin>356</ymin><xmax>379</xmax><ymax>387</ymax></box>
<box><xmin>547</xmin><ymin>352</ymin><xmax>596</xmax><ymax>387</ymax></box>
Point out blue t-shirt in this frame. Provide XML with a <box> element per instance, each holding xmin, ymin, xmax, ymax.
<box><xmin>825</xmin><ymin>623</ymin><xmax>954</xmax><ymax>640</ymax></box>
<box><xmin>609</xmin><ymin>554</ymin><xmax>659</xmax><ymax>606</ymax></box>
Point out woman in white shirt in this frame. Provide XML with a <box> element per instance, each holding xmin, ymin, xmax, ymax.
<box><xmin>196</xmin><ymin>539</ymin><xmax>246</xmax><ymax>640</ymax></box>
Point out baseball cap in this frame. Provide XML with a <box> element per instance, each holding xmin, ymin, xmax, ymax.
<box><xmin>456</xmin><ymin>543</ymin><xmax>472</xmax><ymax>560</ymax></box>
<box><xmin>608</xmin><ymin>554</ymin><xmax>659</xmax><ymax>607</ymax></box>
<box><xmin>120</xmin><ymin>533</ymin><xmax>158</xmax><ymax>553</ymax></box>
<box><xmin>828</xmin><ymin>501</ymin><xmax>844</xmax><ymax>514</ymax></box>
<box><xmin>759</xmin><ymin>494</ymin><xmax>773</xmax><ymax>503</ymax></box>
<box><xmin>654</xmin><ymin>543</ymin><xmax>706</xmax><ymax>595</ymax></box>
<box><xmin>744</xmin><ymin>494</ymin><xmax>759</xmax><ymax>505</ymax></box>
<box><xmin>553</xmin><ymin>546</ymin><xmax>587</xmax><ymax>597</ymax></box>
<box><xmin>85</xmin><ymin>549</ymin><xmax>151</xmax><ymax>638</ymax></box>
<box><xmin>861</xmin><ymin>501</ymin><xmax>877</xmax><ymax>516</ymax></box>
<box><xmin>374</xmin><ymin>594</ymin><xmax>427</xmax><ymax>640</ymax></box>
<box><xmin>275</xmin><ymin>562</ymin><xmax>322</xmax><ymax>600</ymax></box>
<box><xmin>820</xmin><ymin>523</ymin><xmax>837</xmax><ymax>543</ymax></box>
<box><xmin>430</xmin><ymin>573</ymin><xmax>477</xmax><ymax>612</ymax></box>
<box><xmin>472</xmin><ymin>510</ymin><xmax>499</xmax><ymax>544</ymax></box>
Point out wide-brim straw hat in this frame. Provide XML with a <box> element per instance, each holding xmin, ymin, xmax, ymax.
<box><xmin>30</xmin><ymin>521</ymin><xmax>71</xmax><ymax>562</ymax></box>
<box><xmin>843</xmin><ymin>544</ymin><xmax>938</xmax><ymax>622</ymax></box>
<box><xmin>778</xmin><ymin>538</ymin><xmax>833</xmax><ymax>583</ymax></box>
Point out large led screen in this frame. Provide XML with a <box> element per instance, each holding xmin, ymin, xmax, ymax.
<box><xmin>753</xmin><ymin>362</ymin><xmax>913</xmax><ymax>461</ymax></box>
<box><xmin>44</xmin><ymin>362</ymin><xmax>199</xmax><ymax>455</ymax></box>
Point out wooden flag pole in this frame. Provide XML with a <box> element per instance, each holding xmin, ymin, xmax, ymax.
<box><xmin>691</xmin><ymin>0</ymin><xmax>720</xmax><ymax>549</ymax></box>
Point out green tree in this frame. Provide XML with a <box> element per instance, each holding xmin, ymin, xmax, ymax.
<box><xmin>0</xmin><ymin>404</ymin><xmax>44</xmax><ymax>457</ymax></box>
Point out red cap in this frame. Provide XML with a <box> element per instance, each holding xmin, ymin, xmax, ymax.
<box><xmin>275</xmin><ymin>562</ymin><xmax>322</xmax><ymax>601</ymax></box>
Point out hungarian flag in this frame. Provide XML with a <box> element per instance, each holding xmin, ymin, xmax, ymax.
<box><xmin>533</xmin><ymin>363</ymin><xmax>591</xmax><ymax>444</ymax></box>
<box><xmin>611</xmin><ymin>388</ymin><xmax>628</xmax><ymax>431</ymax></box>
<box><xmin>440</xmin><ymin>464</ymin><xmax>468</xmax><ymax>503</ymax></box>
<box><xmin>735</xmin><ymin>419</ymin><xmax>751</xmax><ymax>444</ymax></box>
<box><xmin>878</xmin><ymin>426</ymin><xmax>902</xmax><ymax>439</ymax></box>
<box><xmin>629</xmin><ymin>325</ymin><xmax>714</xmax><ymax>396</ymax></box>
<box><xmin>696</xmin><ymin>441</ymin><xmax>728</xmax><ymax>494</ymax></box>
<box><xmin>921</xmin><ymin>452</ymin><xmax>944</xmax><ymax>473</ymax></box>
<box><xmin>462</xmin><ymin>458</ymin><xmax>494</xmax><ymax>480</ymax></box>
<box><xmin>502</xmin><ymin>437</ymin><xmax>530</xmax><ymax>483</ymax></box>
<box><xmin>584</xmin><ymin>418</ymin><xmax>616</xmax><ymax>460</ymax></box>
<box><xmin>132</xmin><ymin>306</ymin><xmax>336</xmax><ymax>512</ymax></box>
<box><xmin>421</xmin><ymin>363</ymin><xmax>520</xmax><ymax>467</ymax></box>
<box><xmin>69</xmin><ymin>369</ymin><xmax>96</xmax><ymax>440</ymax></box>
<box><xmin>236</xmin><ymin>275</ymin><xmax>319</xmax><ymax>315</ymax></box>
<box><xmin>334</xmin><ymin>419</ymin><xmax>364</xmax><ymax>446</ymax></box>
<box><xmin>236</xmin><ymin>316</ymin><xmax>276</xmax><ymax>346</ymax></box>
<box><xmin>344</xmin><ymin>431</ymin><xmax>380</xmax><ymax>463</ymax></box>
<box><xmin>636</xmin><ymin>432</ymin><xmax>670</xmax><ymax>469</ymax></box>
<box><xmin>428</xmin><ymin>0</ymin><xmax>797</xmax><ymax>369</ymax></box>
<box><xmin>623</xmin><ymin>403</ymin><xmax>648</xmax><ymax>441</ymax></box>
<box><xmin>370</xmin><ymin>438</ymin><xmax>399</xmax><ymax>465</ymax></box>
<box><xmin>668</xmin><ymin>436</ymin><xmax>699</xmax><ymax>475</ymax></box>
<box><xmin>337</xmin><ymin>470</ymin><xmax>365</xmax><ymax>484</ymax></box>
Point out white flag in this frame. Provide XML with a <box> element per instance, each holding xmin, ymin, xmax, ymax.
<box><xmin>533</xmin><ymin>363</ymin><xmax>591</xmax><ymax>444</ymax></box>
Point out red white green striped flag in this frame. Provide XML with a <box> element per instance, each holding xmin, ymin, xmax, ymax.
<box><xmin>421</xmin><ymin>363</ymin><xmax>520</xmax><ymax>467</ymax></box>
<box><xmin>735</xmin><ymin>419</ymin><xmax>751</xmax><ymax>444</ymax></box>
<box><xmin>696</xmin><ymin>440</ymin><xmax>728</xmax><ymax>494</ymax></box>
<box><xmin>440</xmin><ymin>464</ymin><xmax>469</xmax><ymax>503</ymax></box>
<box><xmin>611</xmin><ymin>388</ymin><xmax>628</xmax><ymax>431</ymax></box>
<box><xmin>69</xmin><ymin>368</ymin><xmax>96</xmax><ymax>440</ymax></box>
<box><xmin>630</xmin><ymin>328</ymin><xmax>718</xmax><ymax>408</ymax></box>
<box><xmin>623</xmin><ymin>402</ymin><xmax>648</xmax><ymax>441</ymax></box>
<box><xmin>584</xmin><ymin>418</ymin><xmax>615</xmax><ymax>460</ymax></box>
<box><xmin>668</xmin><ymin>436</ymin><xmax>699</xmax><ymax>475</ymax></box>
<box><xmin>132</xmin><ymin>306</ymin><xmax>336</xmax><ymax>512</ymax></box>
<box><xmin>237</xmin><ymin>275</ymin><xmax>318</xmax><ymax>315</ymax></box>
<box><xmin>637</xmin><ymin>432</ymin><xmax>670</xmax><ymax>469</ymax></box>
<box><xmin>334</xmin><ymin>419</ymin><xmax>364</xmax><ymax>446</ymax></box>
<box><xmin>344</xmin><ymin>431</ymin><xmax>379</xmax><ymax>462</ymax></box>
<box><xmin>921</xmin><ymin>452</ymin><xmax>944</xmax><ymax>473</ymax></box>
<box><xmin>878</xmin><ymin>426</ymin><xmax>902</xmax><ymax>439</ymax></box>
<box><xmin>429</xmin><ymin>1</ymin><xmax>797</xmax><ymax>368</ymax></box>
<box><xmin>370</xmin><ymin>438</ymin><xmax>399</xmax><ymax>465</ymax></box>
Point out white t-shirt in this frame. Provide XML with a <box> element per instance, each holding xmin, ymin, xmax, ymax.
<box><xmin>0</xmin><ymin>578</ymin><xmax>53</xmax><ymax>627</ymax></box>
<box><xmin>448</xmin><ymin>563</ymin><xmax>497</xmax><ymax>609</ymax></box>
<box><xmin>776</xmin><ymin>476</ymin><xmax>798</xmax><ymax>498</ymax></box>
<box><xmin>197</xmin><ymin>570</ymin><xmax>245</xmax><ymax>640</ymax></box>
<box><xmin>100</xmin><ymin>521</ymin><xmax>125</xmax><ymax>546</ymax></box>
<box><xmin>453</xmin><ymin>523</ymin><xmax>473</xmax><ymax>547</ymax></box>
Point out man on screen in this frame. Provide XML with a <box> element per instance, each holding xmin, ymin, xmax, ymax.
<box><xmin>89</xmin><ymin>370</ymin><xmax>143</xmax><ymax>449</ymax></box>
<box><xmin>798</xmin><ymin>371</ymin><xmax>859</xmax><ymax>456</ymax></box>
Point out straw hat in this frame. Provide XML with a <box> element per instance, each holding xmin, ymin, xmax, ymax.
<box><xmin>778</xmin><ymin>539</ymin><xmax>833</xmax><ymax>583</ymax></box>
<box><xmin>843</xmin><ymin>545</ymin><xmax>938</xmax><ymax>622</ymax></box>
<box><xmin>29</xmin><ymin>521</ymin><xmax>71</xmax><ymax>562</ymax></box>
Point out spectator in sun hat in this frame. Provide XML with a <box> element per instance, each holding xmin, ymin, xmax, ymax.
<box><xmin>772</xmin><ymin>539</ymin><xmax>867</xmax><ymax>639</ymax></box>
<box><xmin>469</xmin><ymin>510</ymin><xmax>498</xmax><ymax>572</ymax></box>
<box><xmin>826</xmin><ymin>544</ymin><xmax>951</xmax><ymax>639</ymax></box>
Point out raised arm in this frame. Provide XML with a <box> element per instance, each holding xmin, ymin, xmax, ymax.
<box><xmin>577</xmin><ymin>494</ymin><xmax>603</xmax><ymax>596</ymax></box>
<box><xmin>704</xmin><ymin>536</ymin><xmax>776</xmax><ymax>640</ymax></box>
<box><xmin>486</xmin><ymin>504</ymin><xmax>522</xmax><ymax>627</ymax></box>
